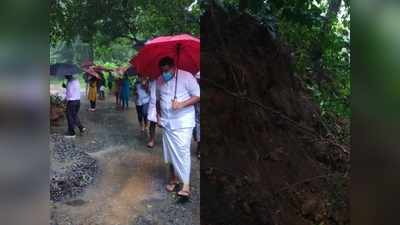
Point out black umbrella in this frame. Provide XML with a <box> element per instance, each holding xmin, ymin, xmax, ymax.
<box><xmin>50</xmin><ymin>63</ymin><xmax>81</xmax><ymax>77</ymax></box>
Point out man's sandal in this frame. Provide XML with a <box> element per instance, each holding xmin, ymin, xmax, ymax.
<box><xmin>177</xmin><ymin>190</ymin><xmax>191</xmax><ymax>198</ymax></box>
<box><xmin>147</xmin><ymin>142</ymin><xmax>155</xmax><ymax>148</ymax></box>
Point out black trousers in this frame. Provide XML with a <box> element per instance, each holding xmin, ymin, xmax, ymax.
<box><xmin>90</xmin><ymin>100</ymin><xmax>96</xmax><ymax>109</ymax></box>
<box><xmin>136</xmin><ymin>104</ymin><xmax>148</xmax><ymax>124</ymax></box>
<box><xmin>66</xmin><ymin>100</ymin><xmax>83</xmax><ymax>135</ymax></box>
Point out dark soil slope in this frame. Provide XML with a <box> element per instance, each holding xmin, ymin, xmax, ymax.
<box><xmin>201</xmin><ymin>3</ymin><xmax>349</xmax><ymax>225</ymax></box>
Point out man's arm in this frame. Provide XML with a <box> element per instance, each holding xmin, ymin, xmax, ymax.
<box><xmin>172</xmin><ymin>96</ymin><xmax>199</xmax><ymax>110</ymax></box>
<box><xmin>172</xmin><ymin>74</ymin><xmax>200</xmax><ymax>110</ymax></box>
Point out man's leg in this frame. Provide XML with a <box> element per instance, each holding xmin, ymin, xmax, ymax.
<box><xmin>142</xmin><ymin>103</ymin><xmax>149</xmax><ymax>128</ymax></box>
<box><xmin>173</xmin><ymin>128</ymin><xmax>193</xmax><ymax>196</ymax></box>
<box><xmin>162</xmin><ymin>128</ymin><xmax>178</xmax><ymax>191</ymax></box>
<box><xmin>136</xmin><ymin>105</ymin><xmax>144</xmax><ymax>129</ymax></box>
<box><xmin>73</xmin><ymin>101</ymin><xmax>82</xmax><ymax>128</ymax></box>
<box><xmin>169</xmin><ymin>164</ymin><xmax>178</xmax><ymax>183</ymax></box>
<box><xmin>123</xmin><ymin>98</ymin><xmax>127</xmax><ymax>110</ymax></box>
<box><xmin>65</xmin><ymin>101</ymin><xmax>75</xmax><ymax>135</ymax></box>
<box><xmin>178</xmin><ymin>128</ymin><xmax>193</xmax><ymax>195</ymax></box>
<box><xmin>163</xmin><ymin>127</ymin><xmax>193</xmax><ymax>195</ymax></box>
<box><xmin>147</xmin><ymin>121</ymin><xmax>156</xmax><ymax>147</ymax></box>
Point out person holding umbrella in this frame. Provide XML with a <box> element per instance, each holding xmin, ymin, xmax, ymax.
<box><xmin>156</xmin><ymin>56</ymin><xmax>200</xmax><ymax>198</ymax></box>
<box><xmin>131</xmin><ymin>34</ymin><xmax>200</xmax><ymax>198</ymax></box>
<box><xmin>82</xmin><ymin>67</ymin><xmax>101</xmax><ymax>112</ymax></box>
<box><xmin>50</xmin><ymin>63</ymin><xmax>87</xmax><ymax>138</ymax></box>
<box><xmin>88</xmin><ymin>77</ymin><xmax>98</xmax><ymax>111</ymax></box>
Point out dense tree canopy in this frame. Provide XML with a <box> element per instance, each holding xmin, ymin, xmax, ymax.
<box><xmin>50</xmin><ymin>0</ymin><xmax>200</xmax><ymax>66</ymax></box>
<box><xmin>50</xmin><ymin>0</ymin><xmax>200</xmax><ymax>44</ymax></box>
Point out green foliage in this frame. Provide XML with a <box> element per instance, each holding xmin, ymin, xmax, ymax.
<box><xmin>50</xmin><ymin>0</ymin><xmax>200</xmax><ymax>73</ymax></box>
<box><xmin>93</xmin><ymin>37</ymin><xmax>136</xmax><ymax>66</ymax></box>
<box><xmin>50</xmin><ymin>0</ymin><xmax>200</xmax><ymax>45</ymax></box>
<box><xmin>135</xmin><ymin>0</ymin><xmax>200</xmax><ymax>39</ymax></box>
<box><xmin>278</xmin><ymin>1</ymin><xmax>350</xmax><ymax>141</ymax></box>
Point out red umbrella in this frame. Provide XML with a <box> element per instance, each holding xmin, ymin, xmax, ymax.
<box><xmin>130</xmin><ymin>34</ymin><xmax>200</xmax><ymax>79</ymax></box>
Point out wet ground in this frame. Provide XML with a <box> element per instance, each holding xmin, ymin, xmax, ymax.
<box><xmin>50</xmin><ymin>92</ymin><xmax>199</xmax><ymax>225</ymax></box>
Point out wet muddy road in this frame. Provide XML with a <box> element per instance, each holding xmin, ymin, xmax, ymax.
<box><xmin>50</xmin><ymin>94</ymin><xmax>199</xmax><ymax>225</ymax></box>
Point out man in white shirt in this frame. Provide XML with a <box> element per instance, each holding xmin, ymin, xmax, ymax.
<box><xmin>64</xmin><ymin>75</ymin><xmax>86</xmax><ymax>138</ymax></box>
<box><xmin>156</xmin><ymin>57</ymin><xmax>200</xmax><ymax>198</ymax></box>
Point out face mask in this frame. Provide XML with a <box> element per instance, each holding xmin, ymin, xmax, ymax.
<box><xmin>162</xmin><ymin>71</ymin><xmax>173</xmax><ymax>82</ymax></box>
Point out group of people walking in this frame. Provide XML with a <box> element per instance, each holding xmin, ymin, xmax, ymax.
<box><xmin>85</xmin><ymin>71</ymin><xmax>130</xmax><ymax>112</ymax></box>
<box><xmin>63</xmin><ymin>56</ymin><xmax>200</xmax><ymax>199</ymax></box>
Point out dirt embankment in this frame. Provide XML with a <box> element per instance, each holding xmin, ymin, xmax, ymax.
<box><xmin>201</xmin><ymin>3</ymin><xmax>349</xmax><ymax>225</ymax></box>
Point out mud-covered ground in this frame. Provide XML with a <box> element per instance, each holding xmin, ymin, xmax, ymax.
<box><xmin>200</xmin><ymin>3</ymin><xmax>349</xmax><ymax>225</ymax></box>
<box><xmin>50</xmin><ymin>92</ymin><xmax>199</xmax><ymax>225</ymax></box>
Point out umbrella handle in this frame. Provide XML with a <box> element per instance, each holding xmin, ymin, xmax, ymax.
<box><xmin>174</xmin><ymin>44</ymin><xmax>181</xmax><ymax>100</ymax></box>
<box><xmin>174</xmin><ymin>69</ymin><xmax>178</xmax><ymax>100</ymax></box>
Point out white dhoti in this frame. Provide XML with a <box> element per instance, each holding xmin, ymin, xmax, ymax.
<box><xmin>162</xmin><ymin>126</ymin><xmax>193</xmax><ymax>184</ymax></box>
